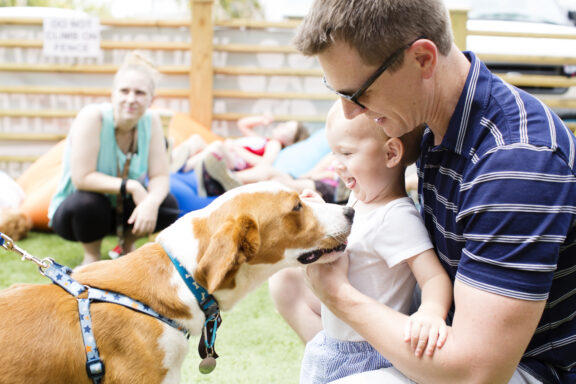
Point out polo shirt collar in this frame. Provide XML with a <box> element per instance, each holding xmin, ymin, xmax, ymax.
<box><xmin>435</xmin><ymin>51</ymin><xmax>492</xmax><ymax>158</ymax></box>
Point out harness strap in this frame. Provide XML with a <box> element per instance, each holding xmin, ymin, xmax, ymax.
<box><xmin>78</xmin><ymin>298</ymin><xmax>104</xmax><ymax>384</ymax></box>
<box><xmin>42</xmin><ymin>262</ymin><xmax>86</xmax><ymax>296</ymax></box>
<box><xmin>87</xmin><ymin>287</ymin><xmax>188</xmax><ymax>335</ymax></box>
<box><xmin>44</xmin><ymin>262</ymin><xmax>188</xmax><ymax>384</ymax></box>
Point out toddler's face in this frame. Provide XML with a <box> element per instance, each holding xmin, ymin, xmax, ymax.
<box><xmin>327</xmin><ymin>119</ymin><xmax>392</xmax><ymax>204</ymax></box>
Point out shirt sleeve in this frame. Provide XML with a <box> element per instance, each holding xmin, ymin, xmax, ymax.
<box><xmin>371</xmin><ymin>199</ymin><xmax>434</xmax><ymax>268</ymax></box>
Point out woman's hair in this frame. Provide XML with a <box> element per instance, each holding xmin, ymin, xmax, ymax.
<box><xmin>294</xmin><ymin>0</ymin><xmax>453</xmax><ymax>69</ymax></box>
<box><xmin>114</xmin><ymin>51</ymin><xmax>160</xmax><ymax>94</ymax></box>
<box><xmin>293</xmin><ymin>121</ymin><xmax>311</xmax><ymax>144</ymax></box>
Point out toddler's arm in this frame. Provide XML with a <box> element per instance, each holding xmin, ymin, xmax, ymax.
<box><xmin>405</xmin><ymin>248</ymin><xmax>453</xmax><ymax>357</ymax></box>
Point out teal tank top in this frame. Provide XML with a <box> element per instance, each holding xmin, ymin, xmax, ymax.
<box><xmin>48</xmin><ymin>103</ymin><xmax>152</xmax><ymax>223</ymax></box>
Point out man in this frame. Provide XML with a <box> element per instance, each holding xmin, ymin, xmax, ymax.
<box><xmin>278</xmin><ymin>0</ymin><xmax>576</xmax><ymax>382</ymax></box>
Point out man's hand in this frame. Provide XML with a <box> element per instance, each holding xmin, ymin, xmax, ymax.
<box><xmin>304</xmin><ymin>251</ymin><xmax>350</xmax><ymax>306</ymax></box>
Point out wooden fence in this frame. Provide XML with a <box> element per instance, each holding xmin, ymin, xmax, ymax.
<box><xmin>1</xmin><ymin>1</ymin><xmax>576</xmax><ymax>177</ymax></box>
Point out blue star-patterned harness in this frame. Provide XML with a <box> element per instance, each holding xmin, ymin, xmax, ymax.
<box><xmin>42</xmin><ymin>261</ymin><xmax>189</xmax><ymax>384</ymax></box>
<box><xmin>0</xmin><ymin>232</ymin><xmax>222</xmax><ymax>384</ymax></box>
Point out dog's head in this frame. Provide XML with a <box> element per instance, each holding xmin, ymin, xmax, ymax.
<box><xmin>157</xmin><ymin>182</ymin><xmax>353</xmax><ymax>306</ymax></box>
<box><xmin>0</xmin><ymin>208</ymin><xmax>32</xmax><ymax>241</ymax></box>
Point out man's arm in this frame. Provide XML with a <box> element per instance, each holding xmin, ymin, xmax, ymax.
<box><xmin>306</xmin><ymin>256</ymin><xmax>545</xmax><ymax>384</ymax></box>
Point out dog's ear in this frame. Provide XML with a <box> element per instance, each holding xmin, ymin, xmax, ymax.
<box><xmin>195</xmin><ymin>214</ymin><xmax>260</xmax><ymax>293</ymax></box>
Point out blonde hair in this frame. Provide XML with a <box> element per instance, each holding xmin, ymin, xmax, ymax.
<box><xmin>294</xmin><ymin>0</ymin><xmax>453</xmax><ymax>69</ymax></box>
<box><xmin>114</xmin><ymin>51</ymin><xmax>160</xmax><ymax>94</ymax></box>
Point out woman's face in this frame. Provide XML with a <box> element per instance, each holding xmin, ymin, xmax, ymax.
<box><xmin>111</xmin><ymin>69</ymin><xmax>154</xmax><ymax>125</ymax></box>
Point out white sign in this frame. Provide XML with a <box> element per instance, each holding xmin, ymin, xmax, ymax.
<box><xmin>43</xmin><ymin>17</ymin><xmax>101</xmax><ymax>58</ymax></box>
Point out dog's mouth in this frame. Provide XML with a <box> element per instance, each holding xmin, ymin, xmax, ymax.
<box><xmin>297</xmin><ymin>243</ymin><xmax>347</xmax><ymax>264</ymax></box>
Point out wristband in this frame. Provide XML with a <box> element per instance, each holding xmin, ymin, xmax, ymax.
<box><xmin>120</xmin><ymin>178</ymin><xmax>128</xmax><ymax>197</ymax></box>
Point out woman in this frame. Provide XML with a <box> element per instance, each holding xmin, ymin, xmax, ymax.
<box><xmin>48</xmin><ymin>51</ymin><xmax>179</xmax><ymax>265</ymax></box>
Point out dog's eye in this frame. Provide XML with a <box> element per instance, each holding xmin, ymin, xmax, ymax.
<box><xmin>293</xmin><ymin>202</ymin><xmax>302</xmax><ymax>212</ymax></box>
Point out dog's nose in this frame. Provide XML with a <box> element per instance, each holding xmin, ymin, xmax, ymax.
<box><xmin>343</xmin><ymin>206</ymin><xmax>355</xmax><ymax>224</ymax></box>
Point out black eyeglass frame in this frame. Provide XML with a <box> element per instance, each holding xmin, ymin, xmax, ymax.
<box><xmin>322</xmin><ymin>36</ymin><xmax>426</xmax><ymax>109</ymax></box>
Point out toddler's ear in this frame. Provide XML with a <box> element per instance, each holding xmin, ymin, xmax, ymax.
<box><xmin>385</xmin><ymin>138</ymin><xmax>404</xmax><ymax>168</ymax></box>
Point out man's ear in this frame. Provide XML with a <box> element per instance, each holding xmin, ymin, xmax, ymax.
<box><xmin>384</xmin><ymin>138</ymin><xmax>404</xmax><ymax>168</ymax></box>
<box><xmin>411</xmin><ymin>39</ymin><xmax>437</xmax><ymax>79</ymax></box>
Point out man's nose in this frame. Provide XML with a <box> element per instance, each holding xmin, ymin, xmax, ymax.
<box><xmin>341</xmin><ymin>98</ymin><xmax>366</xmax><ymax>119</ymax></box>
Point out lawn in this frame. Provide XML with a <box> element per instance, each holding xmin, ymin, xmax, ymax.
<box><xmin>0</xmin><ymin>231</ymin><xmax>305</xmax><ymax>384</ymax></box>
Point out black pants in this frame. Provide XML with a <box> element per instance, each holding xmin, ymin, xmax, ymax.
<box><xmin>51</xmin><ymin>191</ymin><xmax>179</xmax><ymax>243</ymax></box>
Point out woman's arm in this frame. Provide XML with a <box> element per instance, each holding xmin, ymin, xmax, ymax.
<box><xmin>70</xmin><ymin>105</ymin><xmax>124</xmax><ymax>194</ymax></box>
<box><xmin>237</xmin><ymin>115</ymin><xmax>274</xmax><ymax>137</ymax></box>
<box><xmin>127</xmin><ymin>112</ymin><xmax>170</xmax><ymax>236</ymax></box>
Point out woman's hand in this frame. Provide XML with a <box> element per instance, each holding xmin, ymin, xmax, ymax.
<box><xmin>126</xmin><ymin>180</ymin><xmax>159</xmax><ymax>236</ymax></box>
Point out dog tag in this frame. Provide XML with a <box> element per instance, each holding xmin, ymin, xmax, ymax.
<box><xmin>199</xmin><ymin>356</ymin><xmax>217</xmax><ymax>374</ymax></box>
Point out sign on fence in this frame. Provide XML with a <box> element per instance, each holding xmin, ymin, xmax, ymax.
<box><xmin>43</xmin><ymin>17</ymin><xmax>101</xmax><ymax>58</ymax></box>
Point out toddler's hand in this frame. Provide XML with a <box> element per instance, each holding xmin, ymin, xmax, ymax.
<box><xmin>403</xmin><ymin>310</ymin><xmax>447</xmax><ymax>357</ymax></box>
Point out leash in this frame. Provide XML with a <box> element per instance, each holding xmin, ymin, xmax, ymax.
<box><xmin>0</xmin><ymin>232</ymin><xmax>189</xmax><ymax>384</ymax></box>
<box><xmin>163</xmin><ymin>245</ymin><xmax>222</xmax><ymax>374</ymax></box>
<box><xmin>1</xmin><ymin>231</ymin><xmax>52</xmax><ymax>271</ymax></box>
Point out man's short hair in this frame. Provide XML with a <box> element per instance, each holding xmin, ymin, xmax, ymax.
<box><xmin>294</xmin><ymin>0</ymin><xmax>453</xmax><ymax>69</ymax></box>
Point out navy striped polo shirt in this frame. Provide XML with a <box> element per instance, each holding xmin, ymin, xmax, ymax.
<box><xmin>418</xmin><ymin>52</ymin><xmax>576</xmax><ymax>383</ymax></box>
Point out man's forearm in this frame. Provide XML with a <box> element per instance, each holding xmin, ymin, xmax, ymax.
<box><xmin>323</xmin><ymin>282</ymin><xmax>523</xmax><ymax>384</ymax></box>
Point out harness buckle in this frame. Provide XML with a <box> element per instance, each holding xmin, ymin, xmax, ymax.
<box><xmin>86</xmin><ymin>358</ymin><xmax>105</xmax><ymax>381</ymax></box>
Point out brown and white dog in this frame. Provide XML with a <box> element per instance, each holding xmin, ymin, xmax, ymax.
<box><xmin>0</xmin><ymin>182</ymin><xmax>353</xmax><ymax>384</ymax></box>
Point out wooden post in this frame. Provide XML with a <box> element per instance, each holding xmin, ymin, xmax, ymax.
<box><xmin>189</xmin><ymin>0</ymin><xmax>214</xmax><ymax>129</ymax></box>
<box><xmin>449</xmin><ymin>7</ymin><xmax>469</xmax><ymax>51</ymax></box>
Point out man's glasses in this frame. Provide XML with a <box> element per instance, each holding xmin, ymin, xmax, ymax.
<box><xmin>322</xmin><ymin>36</ymin><xmax>426</xmax><ymax>109</ymax></box>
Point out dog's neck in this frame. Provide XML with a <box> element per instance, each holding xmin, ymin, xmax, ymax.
<box><xmin>72</xmin><ymin>244</ymin><xmax>205</xmax><ymax>334</ymax></box>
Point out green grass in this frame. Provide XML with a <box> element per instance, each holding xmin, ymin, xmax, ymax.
<box><xmin>0</xmin><ymin>232</ymin><xmax>304</xmax><ymax>383</ymax></box>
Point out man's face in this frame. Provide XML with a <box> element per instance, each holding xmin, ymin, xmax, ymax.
<box><xmin>318</xmin><ymin>40</ymin><xmax>424</xmax><ymax>138</ymax></box>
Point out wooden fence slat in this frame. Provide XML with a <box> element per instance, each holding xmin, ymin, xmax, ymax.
<box><xmin>0</xmin><ymin>155</ymin><xmax>38</xmax><ymax>162</ymax></box>
<box><xmin>214</xmin><ymin>67</ymin><xmax>321</xmax><ymax>76</ymax></box>
<box><xmin>213</xmin><ymin>90</ymin><xmax>335</xmax><ymax>100</ymax></box>
<box><xmin>0</xmin><ymin>86</ymin><xmax>189</xmax><ymax>98</ymax></box>
<box><xmin>0</xmin><ymin>16</ymin><xmax>301</xmax><ymax>29</ymax></box>
<box><xmin>214</xmin><ymin>112</ymin><xmax>331</xmax><ymax>123</ymax></box>
<box><xmin>0</xmin><ymin>133</ymin><xmax>66</xmax><ymax>141</ymax></box>
<box><xmin>478</xmin><ymin>54</ymin><xmax>576</xmax><ymax>66</ymax></box>
<box><xmin>0</xmin><ymin>39</ymin><xmax>300</xmax><ymax>53</ymax></box>
<box><xmin>0</xmin><ymin>109</ymin><xmax>75</xmax><ymax>118</ymax></box>
<box><xmin>467</xmin><ymin>30</ymin><xmax>576</xmax><ymax>40</ymax></box>
<box><xmin>0</xmin><ymin>85</ymin><xmax>336</xmax><ymax>101</ymax></box>
<box><xmin>498</xmin><ymin>74</ymin><xmax>576</xmax><ymax>88</ymax></box>
<box><xmin>189</xmin><ymin>0</ymin><xmax>214</xmax><ymax>128</ymax></box>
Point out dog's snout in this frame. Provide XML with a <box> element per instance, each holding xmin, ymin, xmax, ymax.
<box><xmin>343</xmin><ymin>207</ymin><xmax>355</xmax><ymax>224</ymax></box>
